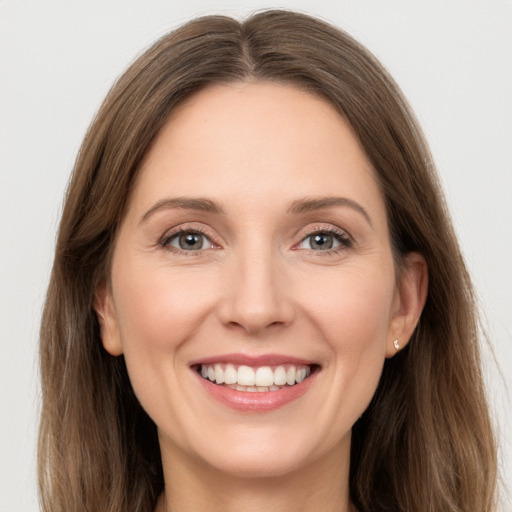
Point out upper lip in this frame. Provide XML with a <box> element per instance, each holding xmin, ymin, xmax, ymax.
<box><xmin>189</xmin><ymin>353</ymin><xmax>317</xmax><ymax>367</ymax></box>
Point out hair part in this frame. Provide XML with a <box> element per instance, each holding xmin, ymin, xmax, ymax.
<box><xmin>39</xmin><ymin>10</ymin><xmax>497</xmax><ymax>512</ymax></box>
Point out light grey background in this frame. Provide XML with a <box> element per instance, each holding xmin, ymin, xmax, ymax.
<box><xmin>1</xmin><ymin>1</ymin><xmax>510</xmax><ymax>510</ymax></box>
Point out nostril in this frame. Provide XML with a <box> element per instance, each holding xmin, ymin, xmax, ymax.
<box><xmin>217</xmin><ymin>279</ymin><xmax>296</xmax><ymax>334</ymax></box>
<box><xmin>223</xmin><ymin>317</ymin><xmax>291</xmax><ymax>336</ymax></box>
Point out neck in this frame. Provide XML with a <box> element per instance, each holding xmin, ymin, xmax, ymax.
<box><xmin>157</xmin><ymin>438</ymin><xmax>354</xmax><ymax>512</ymax></box>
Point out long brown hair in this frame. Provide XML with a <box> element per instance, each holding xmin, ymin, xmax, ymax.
<box><xmin>38</xmin><ymin>10</ymin><xmax>497</xmax><ymax>512</ymax></box>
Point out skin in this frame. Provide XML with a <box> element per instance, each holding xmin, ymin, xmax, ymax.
<box><xmin>95</xmin><ymin>82</ymin><xmax>427</xmax><ymax>512</ymax></box>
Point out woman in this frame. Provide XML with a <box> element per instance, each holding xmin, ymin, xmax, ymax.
<box><xmin>38</xmin><ymin>10</ymin><xmax>497</xmax><ymax>512</ymax></box>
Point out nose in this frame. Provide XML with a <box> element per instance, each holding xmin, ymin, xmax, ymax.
<box><xmin>218</xmin><ymin>246</ymin><xmax>295</xmax><ymax>335</ymax></box>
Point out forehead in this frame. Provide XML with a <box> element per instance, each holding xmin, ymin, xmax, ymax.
<box><xmin>132</xmin><ymin>81</ymin><xmax>387</xmax><ymax>226</ymax></box>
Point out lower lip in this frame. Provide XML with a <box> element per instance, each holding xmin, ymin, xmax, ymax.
<box><xmin>194</xmin><ymin>370</ymin><xmax>317</xmax><ymax>412</ymax></box>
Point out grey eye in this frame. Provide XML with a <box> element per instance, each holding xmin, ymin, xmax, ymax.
<box><xmin>168</xmin><ymin>231</ymin><xmax>212</xmax><ymax>251</ymax></box>
<box><xmin>300</xmin><ymin>233</ymin><xmax>341</xmax><ymax>250</ymax></box>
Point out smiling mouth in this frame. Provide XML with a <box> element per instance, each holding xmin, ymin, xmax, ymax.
<box><xmin>195</xmin><ymin>363</ymin><xmax>317</xmax><ymax>392</ymax></box>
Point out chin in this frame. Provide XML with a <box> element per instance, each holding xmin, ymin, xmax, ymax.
<box><xmin>179</xmin><ymin>421</ymin><xmax>350</xmax><ymax>480</ymax></box>
<box><xmin>202</xmin><ymin>446</ymin><xmax>314</xmax><ymax>479</ymax></box>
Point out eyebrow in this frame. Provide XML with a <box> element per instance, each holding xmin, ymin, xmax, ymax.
<box><xmin>140</xmin><ymin>197</ymin><xmax>225</xmax><ymax>223</ymax></box>
<box><xmin>140</xmin><ymin>195</ymin><xmax>372</xmax><ymax>227</ymax></box>
<box><xmin>287</xmin><ymin>196</ymin><xmax>373</xmax><ymax>227</ymax></box>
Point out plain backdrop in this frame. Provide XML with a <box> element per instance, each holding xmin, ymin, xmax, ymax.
<box><xmin>1</xmin><ymin>1</ymin><xmax>511</xmax><ymax>510</ymax></box>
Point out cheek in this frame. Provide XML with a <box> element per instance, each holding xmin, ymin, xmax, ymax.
<box><xmin>301</xmin><ymin>264</ymin><xmax>395</xmax><ymax>347</ymax></box>
<box><xmin>110</xmin><ymin>262</ymin><xmax>218</xmax><ymax>414</ymax></box>
<box><xmin>113</xmin><ymin>264</ymin><xmax>215</xmax><ymax>353</ymax></box>
<box><xmin>297</xmin><ymin>264</ymin><xmax>395</xmax><ymax>417</ymax></box>
<box><xmin>110</xmin><ymin>263</ymin><xmax>219</xmax><ymax>438</ymax></box>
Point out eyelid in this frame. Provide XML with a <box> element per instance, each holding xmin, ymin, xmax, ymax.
<box><xmin>158</xmin><ymin>223</ymin><xmax>221</xmax><ymax>252</ymax></box>
<box><xmin>157</xmin><ymin>222</ymin><xmax>353</xmax><ymax>254</ymax></box>
<box><xmin>295</xmin><ymin>223</ymin><xmax>353</xmax><ymax>243</ymax></box>
<box><xmin>292</xmin><ymin>223</ymin><xmax>354</xmax><ymax>252</ymax></box>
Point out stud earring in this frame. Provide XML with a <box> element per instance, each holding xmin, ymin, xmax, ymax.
<box><xmin>393</xmin><ymin>339</ymin><xmax>400</xmax><ymax>351</ymax></box>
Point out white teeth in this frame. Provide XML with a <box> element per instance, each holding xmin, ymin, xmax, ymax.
<box><xmin>199</xmin><ymin>362</ymin><xmax>314</xmax><ymax>390</ymax></box>
<box><xmin>255</xmin><ymin>366</ymin><xmax>274</xmax><ymax>387</ymax></box>
<box><xmin>224</xmin><ymin>364</ymin><xmax>237</xmax><ymax>384</ymax></box>
<box><xmin>214</xmin><ymin>364</ymin><xmax>224</xmax><ymax>384</ymax></box>
<box><xmin>296</xmin><ymin>368</ymin><xmax>306</xmax><ymax>383</ymax></box>
<box><xmin>274</xmin><ymin>366</ymin><xmax>287</xmax><ymax>386</ymax></box>
<box><xmin>237</xmin><ymin>365</ymin><xmax>255</xmax><ymax>386</ymax></box>
<box><xmin>286</xmin><ymin>367</ymin><xmax>296</xmax><ymax>386</ymax></box>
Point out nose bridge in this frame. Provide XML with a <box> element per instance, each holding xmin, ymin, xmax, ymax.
<box><xmin>219</xmin><ymin>238</ymin><xmax>293</xmax><ymax>334</ymax></box>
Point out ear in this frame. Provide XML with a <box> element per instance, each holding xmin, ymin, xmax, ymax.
<box><xmin>386</xmin><ymin>252</ymin><xmax>428</xmax><ymax>358</ymax></box>
<box><xmin>94</xmin><ymin>279</ymin><xmax>123</xmax><ymax>356</ymax></box>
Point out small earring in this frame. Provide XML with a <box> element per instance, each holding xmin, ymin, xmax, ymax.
<box><xmin>393</xmin><ymin>339</ymin><xmax>400</xmax><ymax>351</ymax></box>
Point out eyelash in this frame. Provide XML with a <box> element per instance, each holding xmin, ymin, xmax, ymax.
<box><xmin>295</xmin><ymin>226</ymin><xmax>353</xmax><ymax>255</ymax></box>
<box><xmin>159</xmin><ymin>226</ymin><xmax>217</xmax><ymax>255</ymax></box>
<box><xmin>158</xmin><ymin>225</ymin><xmax>353</xmax><ymax>256</ymax></box>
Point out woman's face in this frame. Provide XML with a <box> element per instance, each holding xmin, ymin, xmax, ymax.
<box><xmin>96</xmin><ymin>82</ymin><xmax>423</xmax><ymax>479</ymax></box>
